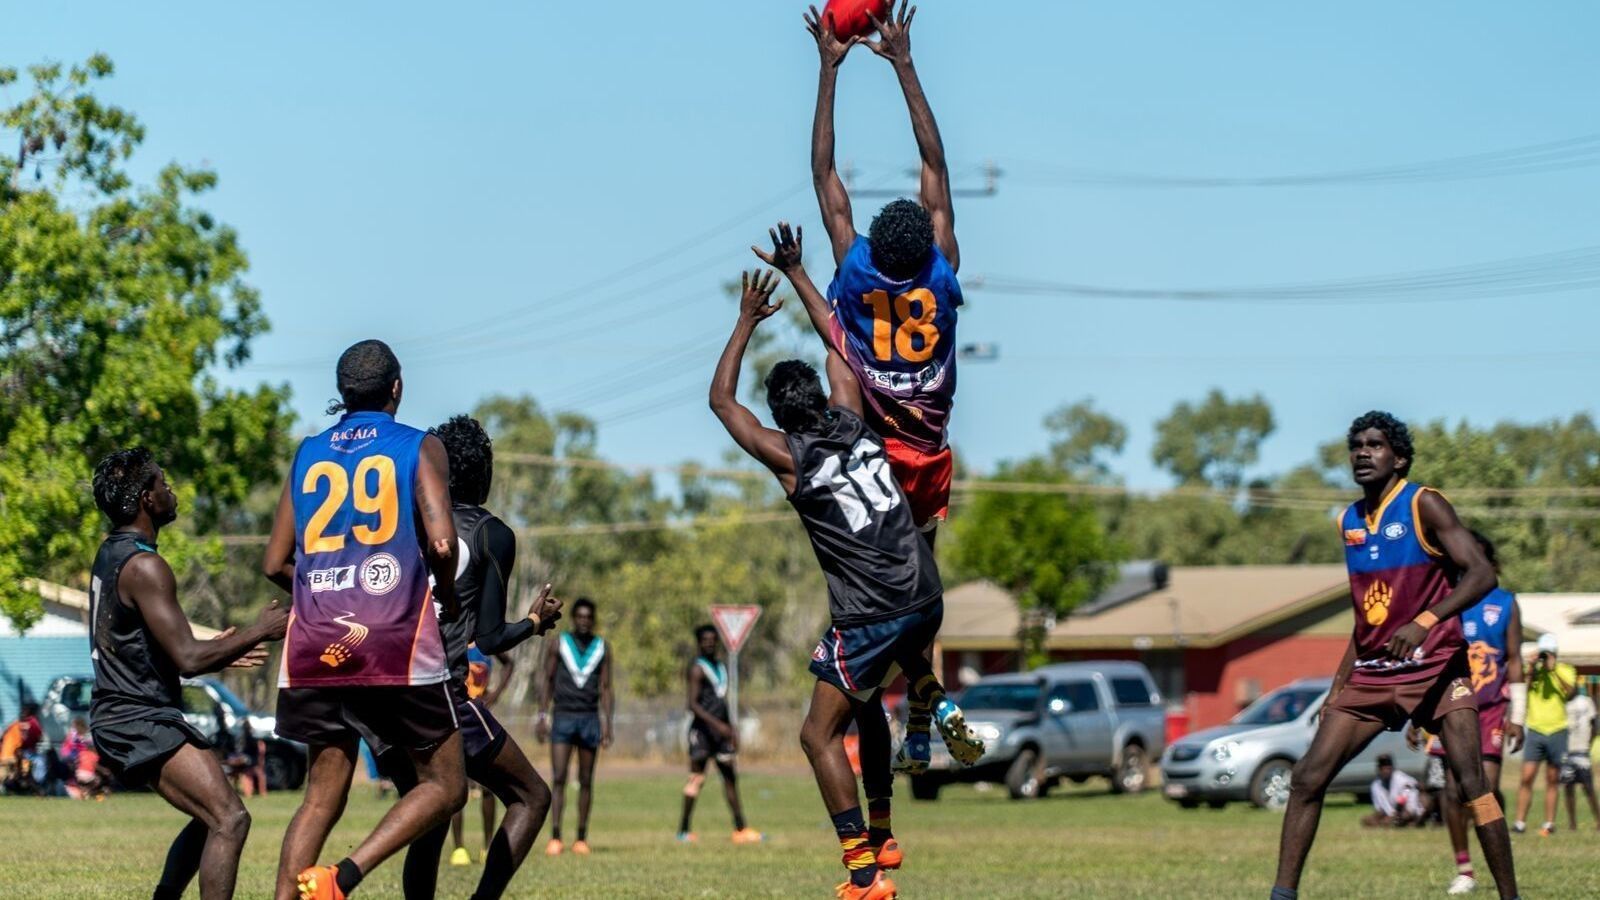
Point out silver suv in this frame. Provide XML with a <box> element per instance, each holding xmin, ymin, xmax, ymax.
<box><xmin>910</xmin><ymin>661</ymin><xmax>1166</xmax><ymax>801</ymax></box>
<box><xmin>1159</xmin><ymin>677</ymin><xmax>1426</xmax><ymax>809</ymax></box>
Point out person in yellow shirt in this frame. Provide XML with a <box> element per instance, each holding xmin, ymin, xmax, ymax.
<box><xmin>1513</xmin><ymin>634</ymin><xmax>1577</xmax><ymax>835</ymax></box>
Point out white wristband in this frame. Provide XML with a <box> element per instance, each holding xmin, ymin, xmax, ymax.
<box><xmin>1509</xmin><ymin>683</ymin><xmax>1527</xmax><ymax>727</ymax></box>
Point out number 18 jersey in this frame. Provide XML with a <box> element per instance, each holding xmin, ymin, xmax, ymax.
<box><xmin>786</xmin><ymin>407</ymin><xmax>942</xmax><ymax>628</ymax></box>
<box><xmin>280</xmin><ymin>411</ymin><xmax>448</xmax><ymax>689</ymax></box>
<box><xmin>827</xmin><ymin>236</ymin><xmax>962</xmax><ymax>455</ymax></box>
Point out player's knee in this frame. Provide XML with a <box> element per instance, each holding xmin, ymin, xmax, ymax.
<box><xmin>524</xmin><ymin>777</ymin><xmax>552</xmax><ymax>813</ymax></box>
<box><xmin>684</xmin><ymin>774</ymin><xmax>705</xmax><ymax>798</ymax></box>
<box><xmin>1290</xmin><ymin>757</ymin><xmax>1332</xmax><ymax>795</ymax></box>
<box><xmin>211</xmin><ymin>802</ymin><xmax>251</xmax><ymax>842</ymax></box>
<box><xmin>799</xmin><ymin>720</ymin><xmax>832</xmax><ymax>760</ymax></box>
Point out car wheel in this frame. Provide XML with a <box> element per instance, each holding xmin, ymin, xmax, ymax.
<box><xmin>1250</xmin><ymin>757</ymin><xmax>1295</xmax><ymax>810</ymax></box>
<box><xmin>1110</xmin><ymin>744</ymin><xmax>1148</xmax><ymax>795</ymax></box>
<box><xmin>1006</xmin><ymin>748</ymin><xmax>1044</xmax><ymax>800</ymax></box>
<box><xmin>1207</xmin><ymin>799</ymin><xmax>1228</xmax><ymax>810</ymax></box>
<box><xmin>909</xmin><ymin>774</ymin><xmax>942</xmax><ymax>801</ymax></box>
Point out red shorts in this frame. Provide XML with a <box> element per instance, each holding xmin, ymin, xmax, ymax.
<box><xmin>884</xmin><ymin>439</ymin><xmax>953</xmax><ymax>529</ymax></box>
<box><xmin>1429</xmin><ymin>700</ymin><xmax>1507</xmax><ymax>761</ymax></box>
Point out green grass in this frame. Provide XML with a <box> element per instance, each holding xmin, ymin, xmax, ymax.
<box><xmin>1</xmin><ymin>770</ymin><xmax>1594</xmax><ymax>898</ymax></box>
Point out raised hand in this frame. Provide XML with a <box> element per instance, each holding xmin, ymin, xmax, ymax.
<box><xmin>805</xmin><ymin>5</ymin><xmax>863</xmax><ymax>69</ymax></box>
<box><xmin>214</xmin><ymin>627</ymin><xmax>272</xmax><ymax>668</ymax></box>
<box><xmin>739</xmin><ymin>269</ymin><xmax>783</xmax><ymax>324</ymax></box>
<box><xmin>751</xmin><ymin>221</ymin><xmax>805</xmax><ymax>274</ymax></box>
<box><xmin>255</xmin><ymin>599</ymin><xmax>289</xmax><ymax>642</ymax></box>
<box><xmin>526</xmin><ymin>583</ymin><xmax>563</xmax><ymax>635</ymax></box>
<box><xmin>865</xmin><ymin>0</ymin><xmax>917</xmax><ymax>65</ymax></box>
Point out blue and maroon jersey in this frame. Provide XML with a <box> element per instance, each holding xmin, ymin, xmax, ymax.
<box><xmin>1461</xmin><ymin>587</ymin><xmax>1514</xmax><ymax>707</ymax></box>
<box><xmin>1340</xmin><ymin>480</ymin><xmax>1464</xmax><ymax>685</ymax></box>
<box><xmin>826</xmin><ymin>236</ymin><xmax>962</xmax><ymax>454</ymax></box>
<box><xmin>279</xmin><ymin>411</ymin><xmax>448</xmax><ymax>688</ymax></box>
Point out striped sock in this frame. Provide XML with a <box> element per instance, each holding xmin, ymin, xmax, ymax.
<box><xmin>831</xmin><ymin>808</ymin><xmax>878</xmax><ymax>889</ymax></box>
<box><xmin>1455</xmin><ymin>850</ymin><xmax>1473</xmax><ymax>878</ymax></box>
<box><xmin>908</xmin><ymin>674</ymin><xmax>944</xmax><ymax>733</ymax></box>
<box><xmin>867</xmin><ymin>797</ymin><xmax>893</xmax><ymax>846</ymax></box>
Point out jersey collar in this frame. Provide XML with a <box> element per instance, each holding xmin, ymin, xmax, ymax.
<box><xmin>1363</xmin><ymin>478</ymin><xmax>1408</xmax><ymax>533</ymax></box>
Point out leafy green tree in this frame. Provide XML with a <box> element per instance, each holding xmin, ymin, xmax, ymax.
<box><xmin>1152</xmin><ymin>389</ymin><xmax>1275</xmax><ymax>488</ymax></box>
<box><xmin>1045</xmin><ymin>399</ymin><xmax>1127</xmax><ymax>483</ymax></box>
<box><xmin>0</xmin><ymin>56</ymin><xmax>292</xmax><ymax>631</ymax></box>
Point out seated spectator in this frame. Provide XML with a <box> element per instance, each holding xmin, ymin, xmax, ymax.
<box><xmin>0</xmin><ymin>703</ymin><xmax>46</xmax><ymax>794</ymax></box>
<box><xmin>60</xmin><ymin>718</ymin><xmax>105</xmax><ymax>800</ymax></box>
<box><xmin>1363</xmin><ymin>754</ymin><xmax>1426</xmax><ymax>827</ymax></box>
<box><xmin>223</xmin><ymin>719</ymin><xmax>265</xmax><ymax>796</ymax></box>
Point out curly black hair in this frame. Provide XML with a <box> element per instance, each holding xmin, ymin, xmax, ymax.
<box><xmin>432</xmin><ymin>415</ymin><xmax>493</xmax><ymax>505</ymax></box>
<box><xmin>572</xmin><ymin>597</ymin><xmax>597</xmax><ymax>617</ymax></box>
<box><xmin>1348</xmin><ymin>410</ymin><xmax>1415</xmax><ymax>476</ymax></box>
<box><xmin>93</xmin><ymin>447</ymin><xmax>161</xmax><ymax>526</ymax></box>
<box><xmin>329</xmin><ymin>339</ymin><xmax>401</xmax><ymax>415</ymax></box>
<box><xmin>765</xmin><ymin>360</ymin><xmax>829</xmax><ymax>434</ymax></box>
<box><xmin>867</xmin><ymin>199</ymin><xmax>935</xmax><ymax>279</ymax></box>
<box><xmin>695</xmin><ymin>624</ymin><xmax>717</xmax><ymax>641</ymax></box>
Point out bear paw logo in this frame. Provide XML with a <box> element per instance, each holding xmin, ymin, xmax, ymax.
<box><xmin>320</xmin><ymin>643</ymin><xmax>352</xmax><ymax>668</ymax></box>
<box><xmin>1362</xmin><ymin>581</ymin><xmax>1392</xmax><ymax>626</ymax></box>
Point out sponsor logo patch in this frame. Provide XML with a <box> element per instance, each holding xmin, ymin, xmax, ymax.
<box><xmin>1344</xmin><ymin>529</ymin><xmax>1368</xmax><ymax>547</ymax></box>
<box><xmin>1383</xmin><ymin>522</ymin><xmax>1408</xmax><ymax>541</ymax></box>
<box><xmin>307</xmin><ymin>566</ymin><xmax>356</xmax><ymax>594</ymax></box>
<box><xmin>360</xmin><ymin>552</ymin><xmax>402</xmax><ymax>595</ymax></box>
<box><xmin>1451</xmin><ymin>683</ymin><xmax>1472</xmax><ymax>701</ymax></box>
<box><xmin>812</xmin><ymin>641</ymin><xmax>829</xmax><ymax>663</ymax></box>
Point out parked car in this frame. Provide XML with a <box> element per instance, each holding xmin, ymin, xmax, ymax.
<box><xmin>39</xmin><ymin>675</ymin><xmax>308</xmax><ymax>791</ymax></box>
<box><xmin>909</xmin><ymin>661</ymin><xmax>1166</xmax><ymax>801</ymax></box>
<box><xmin>1159</xmin><ymin>677</ymin><xmax>1427</xmax><ymax>810</ymax></box>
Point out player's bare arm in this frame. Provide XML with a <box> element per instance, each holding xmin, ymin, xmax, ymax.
<box><xmin>535</xmin><ymin>649</ymin><xmax>556</xmax><ymax>743</ymax></box>
<box><xmin>486</xmin><ymin>653</ymin><xmax>516</xmax><ymax>707</ymax></box>
<box><xmin>867</xmin><ymin>1</ymin><xmax>959</xmax><ymax>270</ymax></box>
<box><xmin>823</xmin><ymin>342</ymin><xmax>863</xmax><ymax>417</ymax></box>
<box><xmin>686</xmin><ymin>665</ymin><xmax>734</xmax><ymax>739</ymax></box>
<box><xmin>709</xmin><ymin>269</ymin><xmax>799</xmax><ymax>493</ymax></box>
<box><xmin>125</xmin><ymin>553</ymin><xmax>288</xmax><ymax>675</ymax></box>
<box><xmin>261</xmin><ymin>479</ymin><xmax>297</xmax><ymax>594</ymax></box>
<box><xmin>1385</xmin><ymin>491</ymin><xmax>1498</xmax><ymax>661</ymax></box>
<box><xmin>600</xmin><ymin>650</ymin><xmax>616</xmax><ymax>749</ymax></box>
<box><xmin>806</xmin><ymin>6</ymin><xmax>862</xmax><ymax>264</ymax></box>
<box><xmin>754</xmin><ymin>221</ymin><xmax>833</xmax><ymax>345</ymax></box>
<box><xmin>1504</xmin><ymin>600</ymin><xmax>1525</xmax><ymax>752</ymax></box>
<box><xmin>417</xmin><ymin>433</ymin><xmax>460</xmax><ymax>621</ymax></box>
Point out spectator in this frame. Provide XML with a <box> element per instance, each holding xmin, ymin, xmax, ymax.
<box><xmin>1514</xmin><ymin>634</ymin><xmax>1578</xmax><ymax>835</ymax></box>
<box><xmin>1363</xmin><ymin>755</ymin><xmax>1425</xmax><ymax>828</ymax></box>
<box><xmin>60</xmin><ymin>718</ymin><xmax>104</xmax><ymax>800</ymax></box>
<box><xmin>223</xmin><ymin>718</ymin><xmax>264</xmax><ymax>797</ymax></box>
<box><xmin>1560</xmin><ymin>685</ymin><xmax>1598</xmax><ymax>832</ymax></box>
<box><xmin>0</xmin><ymin>703</ymin><xmax>46</xmax><ymax>794</ymax></box>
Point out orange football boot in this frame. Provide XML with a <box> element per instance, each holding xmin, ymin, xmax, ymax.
<box><xmin>873</xmin><ymin>838</ymin><xmax>903</xmax><ymax>870</ymax></box>
<box><xmin>732</xmin><ymin>827</ymin><xmax>765</xmax><ymax>845</ymax></box>
<box><xmin>834</xmin><ymin>871</ymin><xmax>898</xmax><ymax>899</ymax></box>
<box><xmin>296</xmin><ymin>865</ymin><xmax>347</xmax><ymax>900</ymax></box>
<box><xmin>572</xmin><ymin>839</ymin><xmax>592</xmax><ymax>856</ymax></box>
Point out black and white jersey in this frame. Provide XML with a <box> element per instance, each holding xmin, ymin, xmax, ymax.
<box><xmin>785</xmin><ymin>407</ymin><xmax>942</xmax><ymax>627</ymax></box>
<box><xmin>88</xmin><ymin>532</ymin><xmax>182</xmax><ymax>723</ymax></box>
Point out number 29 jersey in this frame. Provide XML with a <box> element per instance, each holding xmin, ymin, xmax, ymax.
<box><xmin>280</xmin><ymin>411</ymin><xmax>448</xmax><ymax>689</ymax></box>
<box><xmin>786</xmin><ymin>407</ymin><xmax>943</xmax><ymax>628</ymax></box>
<box><xmin>827</xmin><ymin>236</ymin><xmax>962</xmax><ymax>455</ymax></box>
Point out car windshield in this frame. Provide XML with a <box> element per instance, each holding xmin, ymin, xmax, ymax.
<box><xmin>1233</xmin><ymin>686</ymin><xmax>1325</xmax><ymax>726</ymax></box>
<box><xmin>202</xmin><ymin>680</ymin><xmax>252</xmax><ymax>716</ymax></box>
<box><xmin>959</xmin><ymin>683</ymin><xmax>1040</xmax><ymax>712</ymax></box>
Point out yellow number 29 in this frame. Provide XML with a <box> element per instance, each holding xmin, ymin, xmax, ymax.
<box><xmin>302</xmin><ymin>455</ymin><xmax>399</xmax><ymax>553</ymax></box>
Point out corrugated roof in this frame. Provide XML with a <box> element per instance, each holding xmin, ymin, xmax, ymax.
<box><xmin>941</xmin><ymin>565</ymin><xmax>1350</xmax><ymax>651</ymax></box>
<box><xmin>26</xmin><ymin>578</ymin><xmax>223</xmax><ymax>640</ymax></box>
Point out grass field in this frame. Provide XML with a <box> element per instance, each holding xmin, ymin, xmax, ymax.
<box><xmin>2</xmin><ymin>768</ymin><xmax>1595</xmax><ymax>898</ymax></box>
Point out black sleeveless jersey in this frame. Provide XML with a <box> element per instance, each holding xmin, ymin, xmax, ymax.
<box><xmin>553</xmin><ymin>633</ymin><xmax>605</xmax><ymax>713</ymax></box>
<box><xmin>691</xmin><ymin>656</ymin><xmax>730</xmax><ymax>727</ymax></box>
<box><xmin>786</xmin><ymin>408</ymin><xmax>942</xmax><ymax>627</ymax></box>
<box><xmin>89</xmin><ymin>532</ymin><xmax>183</xmax><ymax>723</ymax></box>
<box><xmin>442</xmin><ymin>504</ymin><xmax>491</xmax><ymax>683</ymax></box>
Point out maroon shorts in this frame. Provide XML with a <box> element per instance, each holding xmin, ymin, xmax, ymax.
<box><xmin>1429</xmin><ymin>700</ymin><xmax>1508</xmax><ymax>762</ymax></box>
<box><xmin>885</xmin><ymin>438</ymin><xmax>953</xmax><ymax>529</ymax></box>
<box><xmin>1328</xmin><ymin>654</ymin><xmax>1476</xmax><ymax>733</ymax></box>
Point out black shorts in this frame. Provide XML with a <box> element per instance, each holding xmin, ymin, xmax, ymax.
<box><xmin>1561</xmin><ymin>753</ymin><xmax>1593</xmax><ymax>788</ymax></box>
<box><xmin>551</xmin><ymin>712</ymin><xmax>603</xmax><ymax>750</ymax></box>
<box><xmin>277</xmin><ymin>682</ymin><xmax>458</xmax><ymax>751</ymax></box>
<box><xmin>810</xmin><ymin>601</ymin><xmax>943</xmax><ymax>701</ymax></box>
<box><xmin>90</xmin><ymin>710</ymin><xmax>209</xmax><ymax>787</ymax></box>
<box><xmin>688</xmin><ymin>725</ymin><xmax>736</xmax><ymax>768</ymax></box>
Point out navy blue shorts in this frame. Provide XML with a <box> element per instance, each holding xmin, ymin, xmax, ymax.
<box><xmin>453</xmin><ymin>684</ymin><xmax>506</xmax><ymax>764</ymax></box>
<box><xmin>810</xmin><ymin>601</ymin><xmax>943</xmax><ymax>701</ymax></box>
<box><xmin>551</xmin><ymin>712</ymin><xmax>603</xmax><ymax>750</ymax></box>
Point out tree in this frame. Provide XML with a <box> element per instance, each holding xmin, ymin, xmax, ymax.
<box><xmin>1152</xmin><ymin>389</ymin><xmax>1275</xmax><ymax>488</ymax></box>
<box><xmin>949</xmin><ymin>458</ymin><xmax>1117</xmax><ymax>666</ymax></box>
<box><xmin>1045</xmin><ymin>399</ymin><xmax>1127</xmax><ymax>483</ymax></box>
<box><xmin>0</xmin><ymin>57</ymin><xmax>293</xmax><ymax>630</ymax></box>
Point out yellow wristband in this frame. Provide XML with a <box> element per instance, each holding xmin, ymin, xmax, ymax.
<box><xmin>1413</xmin><ymin>610</ymin><xmax>1439</xmax><ymax>629</ymax></box>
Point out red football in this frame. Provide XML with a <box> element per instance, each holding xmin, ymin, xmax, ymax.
<box><xmin>821</xmin><ymin>0</ymin><xmax>891</xmax><ymax>40</ymax></box>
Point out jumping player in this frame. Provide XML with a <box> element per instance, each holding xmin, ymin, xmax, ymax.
<box><xmin>87</xmin><ymin>448</ymin><xmax>288</xmax><ymax>900</ymax></box>
<box><xmin>678</xmin><ymin>624</ymin><xmax>763</xmax><ymax>844</ymax></box>
<box><xmin>1406</xmin><ymin>531</ymin><xmax>1524</xmax><ymax>895</ymax></box>
<box><xmin>373</xmin><ymin>414</ymin><xmax>563</xmax><ymax>900</ymax></box>
<box><xmin>710</xmin><ymin>269</ymin><xmax>981</xmax><ymax>899</ymax></box>
<box><xmin>536</xmin><ymin>597</ymin><xmax>614</xmax><ymax>856</ymax></box>
<box><xmin>263</xmin><ymin>340</ymin><xmax>465</xmax><ymax>900</ymax></box>
<box><xmin>1271</xmin><ymin>412</ymin><xmax>1520</xmax><ymax>900</ymax></box>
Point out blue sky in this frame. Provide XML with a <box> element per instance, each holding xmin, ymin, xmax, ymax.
<box><xmin>9</xmin><ymin>1</ymin><xmax>1598</xmax><ymax>488</ymax></box>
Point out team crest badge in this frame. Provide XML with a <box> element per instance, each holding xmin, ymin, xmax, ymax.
<box><xmin>1464</xmin><ymin>621</ymin><xmax>1478</xmax><ymax>639</ymax></box>
<box><xmin>1483</xmin><ymin>605</ymin><xmax>1502</xmax><ymax>626</ymax></box>
<box><xmin>1383</xmin><ymin>522</ymin><xmax>1408</xmax><ymax>541</ymax></box>
<box><xmin>812</xmin><ymin>641</ymin><xmax>829</xmax><ymax>663</ymax></box>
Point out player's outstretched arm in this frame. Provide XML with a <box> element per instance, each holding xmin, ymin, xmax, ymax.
<box><xmin>1384</xmin><ymin>491</ymin><xmax>1498</xmax><ymax>660</ymax></box>
<box><xmin>417</xmin><ymin>434</ymin><xmax>460</xmax><ymax>621</ymax></box>
<box><xmin>472</xmin><ymin>519</ymin><xmax>558</xmax><ymax>654</ymax></box>
<box><xmin>753</xmin><ymin>221</ymin><xmax>832</xmax><ymax>345</ymax></box>
<box><xmin>823</xmin><ymin>343</ymin><xmax>863</xmax><ymax>418</ymax></box>
<box><xmin>127</xmin><ymin>553</ymin><xmax>288</xmax><ymax>675</ymax></box>
<box><xmin>867</xmin><ymin>1</ymin><xmax>959</xmax><ymax>271</ymax></box>
<box><xmin>261</xmin><ymin>480</ymin><xmax>297</xmax><ymax>595</ymax></box>
<box><xmin>806</xmin><ymin>6</ymin><xmax>862</xmax><ymax>264</ymax></box>
<box><xmin>709</xmin><ymin>270</ymin><xmax>798</xmax><ymax>492</ymax></box>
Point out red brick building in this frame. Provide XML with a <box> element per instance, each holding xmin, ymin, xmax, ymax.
<box><xmin>938</xmin><ymin>566</ymin><xmax>1357</xmax><ymax>732</ymax></box>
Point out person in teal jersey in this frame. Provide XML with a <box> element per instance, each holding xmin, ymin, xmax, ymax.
<box><xmin>536</xmin><ymin>597</ymin><xmax>614</xmax><ymax>856</ymax></box>
<box><xmin>679</xmin><ymin>624</ymin><xmax>763</xmax><ymax>845</ymax></box>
